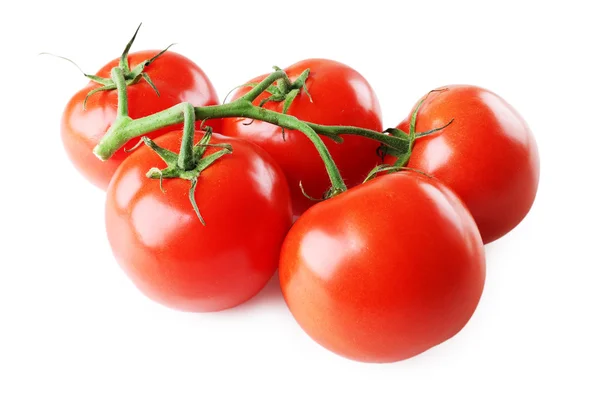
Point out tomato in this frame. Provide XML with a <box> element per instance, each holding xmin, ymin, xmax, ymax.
<box><xmin>105</xmin><ymin>131</ymin><xmax>292</xmax><ymax>312</ymax></box>
<box><xmin>221</xmin><ymin>59</ymin><xmax>383</xmax><ymax>216</ymax></box>
<box><xmin>386</xmin><ymin>85</ymin><xmax>540</xmax><ymax>243</ymax></box>
<box><xmin>61</xmin><ymin>50</ymin><xmax>220</xmax><ymax>190</ymax></box>
<box><xmin>279</xmin><ymin>172</ymin><xmax>485</xmax><ymax>363</ymax></box>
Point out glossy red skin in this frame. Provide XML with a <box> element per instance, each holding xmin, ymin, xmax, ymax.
<box><xmin>105</xmin><ymin>132</ymin><xmax>292</xmax><ymax>312</ymax></box>
<box><xmin>61</xmin><ymin>50</ymin><xmax>220</xmax><ymax>190</ymax></box>
<box><xmin>279</xmin><ymin>172</ymin><xmax>485</xmax><ymax>363</ymax></box>
<box><xmin>386</xmin><ymin>85</ymin><xmax>540</xmax><ymax>243</ymax></box>
<box><xmin>221</xmin><ymin>59</ymin><xmax>383</xmax><ymax>216</ymax></box>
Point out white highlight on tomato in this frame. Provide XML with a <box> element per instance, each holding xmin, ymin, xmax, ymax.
<box><xmin>479</xmin><ymin>91</ymin><xmax>530</xmax><ymax>145</ymax></box>
<box><xmin>249</xmin><ymin>155</ymin><xmax>276</xmax><ymax>200</ymax></box>
<box><xmin>420</xmin><ymin>137</ymin><xmax>453</xmax><ymax>173</ymax></box>
<box><xmin>114</xmin><ymin>167</ymin><xmax>143</xmax><ymax>210</ymax></box>
<box><xmin>131</xmin><ymin>196</ymin><xmax>193</xmax><ymax>248</ymax></box>
<box><xmin>299</xmin><ymin>228</ymin><xmax>364</xmax><ymax>280</ymax></box>
<box><xmin>349</xmin><ymin>77</ymin><xmax>375</xmax><ymax>111</ymax></box>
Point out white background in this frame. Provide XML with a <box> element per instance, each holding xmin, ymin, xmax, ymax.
<box><xmin>1</xmin><ymin>1</ymin><xmax>599</xmax><ymax>410</ymax></box>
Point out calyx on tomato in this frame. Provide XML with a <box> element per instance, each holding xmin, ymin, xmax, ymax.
<box><xmin>139</xmin><ymin>103</ymin><xmax>232</xmax><ymax>224</ymax></box>
<box><xmin>79</xmin><ymin>24</ymin><xmax>173</xmax><ymax>107</ymax></box>
<box><xmin>236</xmin><ymin>66</ymin><xmax>312</xmax><ymax>113</ymax></box>
<box><xmin>379</xmin><ymin>89</ymin><xmax>454</xmax><ymax>166</ymax></box>
<box><xmin>225</xmin><ymin>66</ymin><xmax>315</xmax><ymax>144</ymax></box>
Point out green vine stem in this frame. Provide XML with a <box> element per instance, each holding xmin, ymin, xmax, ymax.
<box><xmin>178</xmin><ymin>104</ymin><xmax>196</xmax><ymax>170</ymax></box>
<box><xmin>112</xmin><ymin>67</ymin><xmax>129</xmax><ymax>118</ymax></box>
<box><xmin>93</xmin><ymin>67</ymin><xmax>414</xmax><ymax>196</ymax></box>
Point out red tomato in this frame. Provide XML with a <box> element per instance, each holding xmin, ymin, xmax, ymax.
<box><xmin>61</xmin><ymin>50</ymin><xmax>220</xmax><ymax>190</ymax></box>
<box><xmin>221</xmin><ymin>59</ymin><xmax>383</xmax><ymax>216</ymax></box>
<box><xmin>386</xmin><ymin>85</ymin><xmax>540</xmax><ymax>243</ymax></box>
<box><xmin>279</xmin><ymin>172</ymin><xmax>485</xmax><ymax>363</ymax></box>
<box><xmin>105</xmin><ymin>131</ymin><xmax>292</xmax><ymax>312</ymax></box>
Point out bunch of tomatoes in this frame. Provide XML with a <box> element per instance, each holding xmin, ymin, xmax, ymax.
<box><xmin>59</xmin><ymin>30</ymin><xmax>539</xmax><ymax>363</ymax></box>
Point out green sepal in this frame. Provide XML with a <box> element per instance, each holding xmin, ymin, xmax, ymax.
<box><xmin>145</xmin><ymin>164</ymin><xmax>184</xmax><ymax>179</ymax></box>
<box><xmin>123</xmin><ymin>137</ymin><xmax>148</xmax><ymax>153</ymax></box>
<box><xmin>145</xmin><ymin>44</ymin><xmax>175</xmax><ymax>66</ymax></box>
<box><xmin>194</xmin><ymin>146</ymin><xmax>233</xmax><ymax>172</ymax></box>
<box><xmin>141</xmin><ymin>137</ymin><xmax>178</xmax><ymax>164</ymax></box>
<box><xmin>85</xmin><ymin>74</ymin><xmax>113</xmax><ymax>86</ymax></box>
<box><xmin>184</xmin><ymin>146</ymin><xmax>232</xmax><ymax>225</ymax></box>
<box><xmin>292</xmin><ymin>69</ymin><xmax>313</xmax><ymax>102</ymax></box>
<box><xmin>188</xmin><ymin>178</ymin><xmax>205</xmax><ymax>225</ymax></box>
<box><xmin>363</xmin><ymin>164</ymin><xmax>432</xmax><ymax>183</ymax></box>
<box><xmin>222</xmin><ymin>82</ymin><xmax>260</xmax><ymax>104</ymax></box>
<box><xmin>389</xmin><ymin>89</ymin><xmax>454</xmax><ymax>167</ymax></box>
<box><xmin>145</xmin><ymin>167</ymin><xmax>167</xmax><ymax>193</ymax></box>
<box><xmin>141</xmin><ymin>73</ymin><xmax>160</xmax><ymax>97</ymax></box>
<box><xmin>193</xmin><ymin>143</ymin><xmax>232</xmax><ymax>162</ymax></box>
<box><xmin>120</xmin><ymin>23</ymin><xmax>142</xmax><ymax>72</ymax></box>
<box><xmin>282</xmin><ymin>89</ymin><xmax>300</xmax><ymax>114</ymax></box>
<box><xmin>193</xmin><ymin>126</ymin><xmax>213</xmax><ymax>159</ymax></box>
<box><xmin>408</xmin><ymin>98</ymin><xmax>425</xmax><ymax>139</ymax></box>
<box><xmin>415</xmin><ymin>118</ymin><xmax>454</xmax><ymax>139</ymax></box>
<box><xmin>83</xmin><ymin>85</ymin><xmax>115</xmax><ymax>109</ymax></box>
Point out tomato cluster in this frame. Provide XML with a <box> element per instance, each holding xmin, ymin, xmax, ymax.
<box><xmin>60</xmin><ymin>37</ymin><xmax>539</xmax><ymax>363</ymax></box>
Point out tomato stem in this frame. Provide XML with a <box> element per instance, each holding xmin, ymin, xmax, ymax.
<box><xmin>178</xmin><ymin>103</ymin><xmax>196</xmax><ymax>171</ymax></box>
<box><xmin>307</xmin><ymin>123</ymin><xmax>410</xmax><ymax>148</ymax></box>
<box><xmin>363</xmin><ymin>164</ymin><xmax>432</xmax><ymax>183</ymax></box>
<box><xmin>92</xmin><ymin>67</ymin><xmax>412</xmax><ymax>197</ymax></box>
<box><xmin>111</xmin><ymin>67</ymin><xmax>129</xmax><ymax>118</ymax></box>
<box><xmin>244</xmin><ymin>104</ymin><xmax>348</xmax><ymax>193</ymax></box>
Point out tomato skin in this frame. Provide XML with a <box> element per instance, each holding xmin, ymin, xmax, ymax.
<box><xmin>105</xmin><ymin>132</ymin><xmax>292</xmax><ymax>312</ymax></box>
<box><xmin>61</xmin><ymin>50</ymin><xmax>220</xmax><ymax>190</ymax></box>
<box><xmin>386</xmin><ymin>85</ymin><xmax>540</xmax><ymax>243</ymax></box>
<box><xmin>221</xmin><ymin>59</ymin><xmax>383</xmax><ymax>216</ymax></box>
<box><xmin>279</xmin><ymin>172</ymin><xmax>485</xmax><ymax>363</ymax></box>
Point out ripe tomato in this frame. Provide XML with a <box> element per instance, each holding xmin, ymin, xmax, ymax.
<box><xmin>105</xmin><ymin>131</ymin><xmax>292</xmax><ymax>312</ymax></box>
<box><xmin>279</xmin><ymin>172</ymin><xmax>485</xmax><ymax>363</ymax></box>
<box><xmin>221</xmin><ymin>59</ymin><xmax>383</xmax><ymax>216</ymax></box>
<box><xmin>61</xmin><ymin>50</ymin><xmax>220</xmax><ymax>190</ymax></box>
<box><xmin>386</xmin><ymin>85</ymin><xmax>540</xmax><ymax>243</ymax></box>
